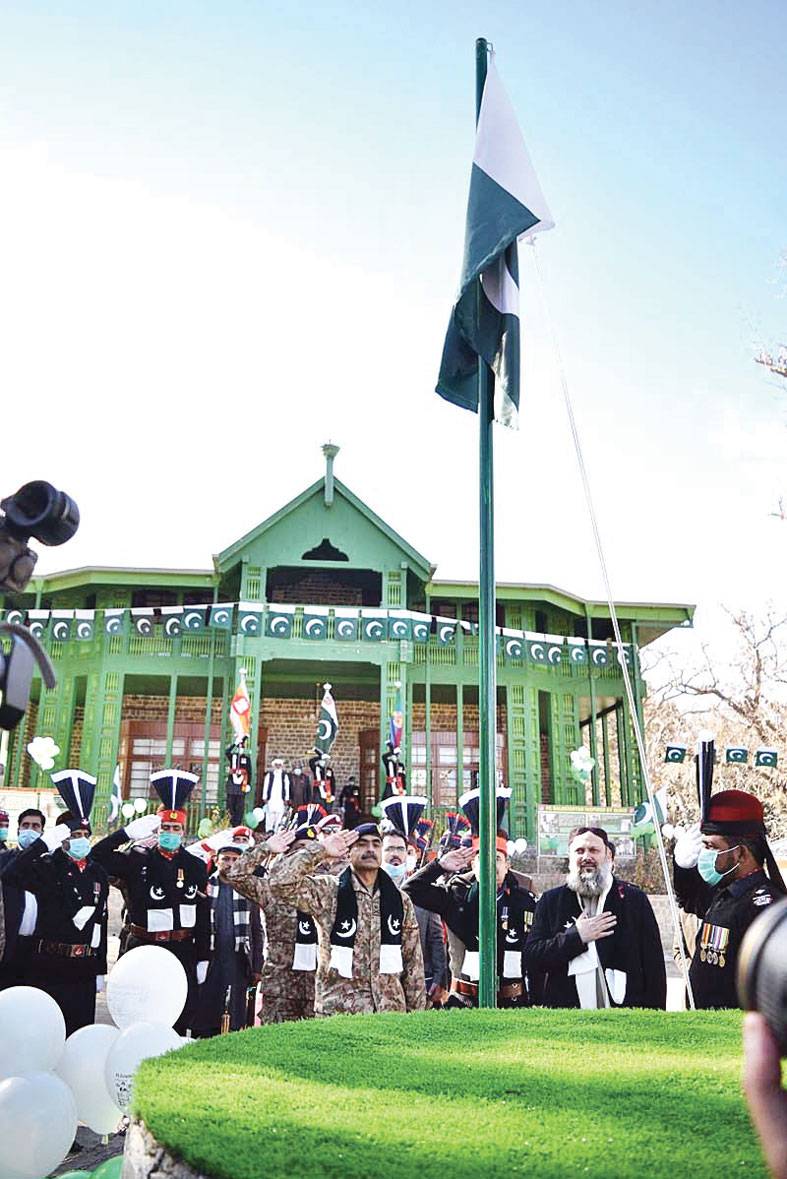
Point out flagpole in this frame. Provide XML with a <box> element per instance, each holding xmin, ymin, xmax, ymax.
<box><xmin>475</xmin><ymin>35</ymin><xmax>497</xmax><ymax>1011</ymax></box>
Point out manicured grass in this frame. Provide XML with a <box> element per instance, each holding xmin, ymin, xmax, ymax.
<box><xmin>134</xmin><ymin>1009</ymin><xmax>764</xmax><ymax>1179</ymax></box>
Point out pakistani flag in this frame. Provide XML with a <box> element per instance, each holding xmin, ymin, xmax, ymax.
<box><xmin>725</xmin><ymin>746</ymin><xmax>748</xmax><ymax>765</ymax></box>
<box><xmin>315</xmin><ymin>683</ymin><xmax>338</xmax><ymax>755</ymax></box>
<box><xmin>436</xmin><ymin>54</ymin><xmax>553</xmax><ymax>427</ymax></box>
<box><xmin>108</xmin><ymin>763</ymin><xmax>122</xmax><ymax>825</ymax></box>
<box><xmin>664</xmin><ymin>744</ymin><xmax>687</xmax><ymax>764</ymax></box>
<box><xmin>755</xmin><ymin>748</ymin><xmax>778</xmax><ymax>768</ymax></box>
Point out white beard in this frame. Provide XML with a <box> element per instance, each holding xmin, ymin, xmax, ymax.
<box><xmin>567</xmin><ymin>862</ymin><xmax>612</xmax><ymax>898</ymax></box>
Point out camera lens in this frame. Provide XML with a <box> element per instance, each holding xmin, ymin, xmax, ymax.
<box><xmin>0</xmin><ymin>482</ymin><xmax>79</xmax><ymax>546</ymax></box>
<box><xmin>738</xmin><ymin>897</ymin><xmax>787</xmax><ymax>1055</ymax></box>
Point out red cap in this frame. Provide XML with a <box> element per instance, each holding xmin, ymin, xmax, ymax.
<box><xmin>157</xmin><ymin>806</ymin><xmax>187</xmax><ymax>826</ymax></box>
<box><xmin>701</xmin><ymin>790</ymin><xmax>765</xmax><ymax>835</ymax></box>
<box><xmin>471</xmin><ymin>835</ymin><xmax>510</xmax><ymax>856</ymax></box>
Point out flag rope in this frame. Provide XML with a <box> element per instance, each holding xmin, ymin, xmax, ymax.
<box><xmin>529</xmin><ymin>241</ymin><xmax>696</xmax><ymax>1011</ymax></box>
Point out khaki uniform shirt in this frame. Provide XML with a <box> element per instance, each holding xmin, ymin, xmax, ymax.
<box><xmin>268</xmin><ymin>843</ymin><xmax>426</xmax><ymax>1017</ymax></box>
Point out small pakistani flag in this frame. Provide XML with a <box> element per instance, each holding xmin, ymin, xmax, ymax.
<box><xmin>410</xmin><ymin>612</ymin><xmax>432</xmax><ymax>643</ymax></box>
<box><xmin>303</xmin><ymin>609</ymin><xmax>329</xmax><ymax>640</ymax></box>
<box><xmin>315</xmin><ymin>683</ymin><xmax>339</xmax><ymax>754</ymax></box>
<box><xmin>361</xmin><ymin>612</ymin><xmax>386</xmax><ymax>642</ymax></box>
<box><xmin>755</xmin><ymin>748</ymin><xmax>778</xmax><ymax>768</ymax></box>
<box><xmin>182</xmin><ymin>606</ymin><xmax>208</xmax><ymax>633</ymax></box>
<box><xmin>209</xmin><ymin>603</ymin><xmax>233</xmax><ymax>630</ymax></box>
<box><xmin>238</xmin><ymin>602</ymin><xmax>263</xmax><ymax>637</ymax></box>
<box><xmin>267</xmin><ymin>607</ymin><xmax>294</xmax><ymax>638</ymax></box>
<box><xmin>334</xmin><ymin>610</ymin><xmax>359</xmax><ymax>641</ymax></box>
<box><xmin>566</xmin><ymin>639</ymin><xmax>588</xmax><ymax>666</ymax></box>
<box><xmin>74</xmin><ymin>610</ymin><xmax>95</xmax><ymax>641</ymax></box>
<box><xmin>725</xmin><ymin>746</ymin><xmax>748</xmax><ymax>765</ymax></box>
<box><xmin>664</xmin><ymin>744</ymin><xmax>688</xmax><ymax>764</ymax></box>
<box><xmin>50</xmin><ymin>611</ymin><xmax>74</xmax><ymax>642</ymax></box>
<box><xmin>108</xmin><ymin>763</ymin><xmax>122</xmax><ymax>825</ymax></box>
<box><xmin>525</xmin><ymin>637</ymin><xmax>548</xmax><ymax>663</ymax></box>
<box><xmin>588</xmin><ymin>641</ymin><xmax>611</xmax><ymax>667</ymax></box>
<box><xmin>501</xmin><ymin>630</ymin><xmax>524</xmax><ymax>661</ymax></box>
<box><xmin>387</xmin><ymin>612</ymin><xmax>413</xmax><ymax>642</ymax></box>
<box><xmin>103</xmin><ymin>608</ymin><xmax>124</xmax><ymax>635</ymax></box>
<box><xmin>132</xmin><ymin>608</ymin><xmax>155</xmax><ymax>636</ymax></box>
<box><xmin>4</xmin><ymin>608</ymin><xmax>25</xmax><ymax>626</ymax></box>
<box><xmin>435</xmin><ymin>618</ymin><xmax>457</xmax><ymax>646</ymax></box>
<box><xmin>161</xmin><ymin>606</ymin><xmax>183</xmax><ymax>637</ymax></box>
<box><xmin>27</xmin><ymin>609</ymin><xmax>50</xmax><ymax>639</ymax></box>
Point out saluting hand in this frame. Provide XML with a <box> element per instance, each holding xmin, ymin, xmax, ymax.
<box><xmin>438</xmin><ymin>847</ymin><xmax>475</xmax><ymax>874</ymax></box>
<box><xmin>576</xmin><ymin>911</ymin><xmax>617</xmax><ymax>944</ymax></box>
<box><xmin>321</xmin><ymin>829</ymin><xmax>358</xmax><ymax>860</ymax></box>
<box><xmin>266</xmin><ymin>830</ymin><xmax>297</xmax><ymax>855</ymax></box>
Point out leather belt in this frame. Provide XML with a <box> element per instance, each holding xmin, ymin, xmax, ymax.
<box><xmin>35</xmin><ymin>939</ymin><xmax>96</xmax><ymax>959</ymax></box>
<box><xmin>452</xmin><ymin>978</ymin><xmax>524</xmax><ymax>1001</ymax></box>
<box><xmin>129</xmin><ymin>924</ymin><xmax>192</xmax><ymax>944</ymax></box>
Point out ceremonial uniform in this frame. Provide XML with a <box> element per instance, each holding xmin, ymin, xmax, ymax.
<box><xmin>92</xmin><ymin>769</ymin><xmax>209</xmax><ymax>1034</ymax></box>
<box><xmin>524</xmin><ymin>876</ymin><xmax>666</xmax><ymax>1009</ymax></box>
<box><xmin>223</xmin><ymin>839</ymin><xmax>317</xmax><ymax>1023</ymax></box>
<box><xmin>268</xmin><ymin>841</ymin><xmax>426</xmax><ymax>1016</ymax></box>
<box><xmin>225</xmin><ymin>741</ymin><xmax>253</xmax><ymax>826</ymax></box>
<box><xmin>0</xmin><ymin>846</ymin><xmax>37</xmax><ymax>989</ymax></box>
<box><xmin>404</xmin><ymin>861</ymin><xmax>537</xmax><ymax>1006</ymax></box>
<box><xmin>308</xmin><ymin>754</ymin><xmax>335</xmax><ymax>807</ymax></box>
<box><xmin>3</xmin><ymin>771</ymin><xmax>109</xmax><ymax>1035</ymax></box>
<box><xmin>672</xmin><ymin>789</ymin><xmax>785</xmax><ymax>1010</ymax></box>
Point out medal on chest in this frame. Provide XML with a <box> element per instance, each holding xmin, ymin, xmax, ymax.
<box><xmin>177</xmin><ymin>868</ymin><xmax>184</xmax><ymax>890</ymax></box>
<box><xmin>699</xmin><ymin>921</ymin><xmax>729</xmax><ymax>967</ymax></box>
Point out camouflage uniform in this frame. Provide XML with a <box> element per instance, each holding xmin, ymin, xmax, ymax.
<box><xmin>223</xmin><ymin>840</ymin><xmax>315</xmax><ymax>1024</ymax></box>
<box><xmin>268</xmin><ymin>842</ymin><xmax>426</xmax><ymax>1017</ymax></box>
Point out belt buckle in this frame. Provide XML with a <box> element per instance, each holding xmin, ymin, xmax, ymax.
<box><xmin>155</xmin><ymin>932</ymin><xmax>168</xmax><ymax>943</ymax></box>
<box><xmin>73</xmin><ymin>945</ymin><xmax>85</xmax><ymax>958</ymax></box>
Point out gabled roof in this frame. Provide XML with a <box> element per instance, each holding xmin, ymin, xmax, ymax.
<box><xmin>214</xmin><ymin>477</ymin><xmax>434</xmax><ymax>581</ymax></box>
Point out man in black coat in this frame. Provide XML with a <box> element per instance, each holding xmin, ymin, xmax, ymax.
<box><xmin>225</xmin><ymin>737</ymin><xmax>253</xmax><ymax>826</ymax></box>
<box><xmin>524</xmin><ymin>826</ymin><xmax>666</xmax><ymax>1009</ymax></box>
<box><xmin>2</xmin><ymin>775</ymin><xmax>110</xmax><ymax>1035</ymax></box>
<box><xmin>404</xmin><ymin>832</ymin><xmax>537</xmax><ymax>1007</ymax></box>
<box><xmin>0</xmin><ymin>808</ymin><xmax>46</xmax><ymax>990</ymax></box>
<box><xmin>92</xmin><ymin>770</ymin><xmax>210</xmax><ymax>1035</ymax></box>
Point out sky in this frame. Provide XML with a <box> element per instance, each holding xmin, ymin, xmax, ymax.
<box><xmin>0</xmin><ymin>1</ymin><xmax>785</xmax><ymax>664</ymax></box>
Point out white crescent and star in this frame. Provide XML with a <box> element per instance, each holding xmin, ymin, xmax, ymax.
<box><xmin>387</xmin><ymin>915</ymin><xmax>401</xmax><ymax>935</ymax></box>
<box><xmin>336</xmin><ymin>918</ymin><xmax>356</xmax><ymax>939</ymax></box>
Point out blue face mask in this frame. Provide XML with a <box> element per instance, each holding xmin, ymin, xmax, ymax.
<box><xmin>697</xmin><ymin>845</ymin><xmax>739</xmax><ymax>886</ymax></box>
<box><xmin>66</xmin><ymin>837</ymin><xmax>91</xmax><ymax>861</ymax></box>
<box><xmin>383</xmin><ymin>861</ymin><xmax>406</xmax><ymax>881</ymax></box>
<box><xmin>0</xmin><ymin>828</ymin><xmax>8</xmax><ymax>842</ymax></box>
<box><xmin>17</xmin><ymin>829</ymin><xmax>40</xmax><ymax>850</ymax></box>
<box><xmin>159</xmin><ymin>831</ymin><xmax>182</xmax><ymax>852</ymax></box>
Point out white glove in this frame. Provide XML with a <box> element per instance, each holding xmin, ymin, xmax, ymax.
<box><xmin>674</xmin><ymin>823</ymin><xmax>703</xmax><ymax>869</ymax></box>
<box><xmin>96</xmin><ymin>975</ymin><xmax>106</xmax><ymax>993</ymax></box>
<box><xmin>196</xmin><ymin>961</ymin><xmax>208</xmax><ymax>985</ymax></box>
<box><xmin>124</xmin><ymin>814</ymin><xmax>161</xmax><ymax>840</ymax></box>
<box><xmin>43</xmin><ymin>824</ymin><xmax>71</xmax><ymax>852</ymax></box>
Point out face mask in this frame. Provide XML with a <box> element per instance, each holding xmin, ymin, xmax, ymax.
<box><xmin>17</xmin><ymin>829</ymin><xmax>40</xmax><ymax>850</ymax></box>
<box><xmin>0</xmin><ymin>828</ymin><xmax>8</xmax><ymax>842</ymax></box>
<box><xmin>159</xmin><ymin>832</ymin><xmax>182</xmax><ymax>852</ymax></box>
<box><xmin>697</xmin><ymin>845</ymin><xmax>739</xmax><ymax>886</ymax></box>
<box><xmin>66</xmin><ymin>837</ymin><xmax>91</xmax><ymax>861</ymax></box>
<box><xmin>383</xmin><ymin>861</ymin><xmax>406</xmax><ymax>881</ymax></box>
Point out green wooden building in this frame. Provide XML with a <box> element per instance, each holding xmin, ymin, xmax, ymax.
<box><xmin>0</xmin><ymin>447</ymin><xmax>693</xmax><ymax>837</ymax></box>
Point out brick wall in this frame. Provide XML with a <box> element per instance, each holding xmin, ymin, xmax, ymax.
<box><xmin>69</xmin><ymin>707</ymin><xmax>84</xmax><ymax>764</ymax></box>
<box><xmin>122</xmin><ymin>696</ymin><xmax>224</xmax><ymax>724</ymax></box>
<box><xmin>410</xmin><ymin>702</ymin><xmax>507</xmax><ymax>734</ymax></box>
<box><xmin>260</xmin><ymin>697</ymin><xmax>379</xmax><ymax>787</ymax></box>
<box><xmin>270</xmin><ymin>571</ymin><xmax>364</xmax><ymax>606</ymax></box>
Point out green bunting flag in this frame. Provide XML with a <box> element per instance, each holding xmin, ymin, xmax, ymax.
<box><xmin>725</xmin><ymin>746</ymin><xmax>748</xmax><ymax>765</ymax></box>
<box><xmin>237</xmin><ymin>603</ymin><xmax>263</xmax><ymax>636</ymax></box>
<box><xmin>435</xmin><ymin>618</ymin><xmax>457</xmax><ymax>646</ymax></box>
<box><xmin>132</xmin><ymin>609</ymin><xmax>155</xmax><ymax>637</ymax></box>
<box><xmin>334</xmin><ymin>610</ymin><xmax>359</xmax><ymax>641</ymax></box>
<box><xmin>161</xmin><ymin>607</ymin><xmax>183</xmax><ymax>637</ymax></box>
<box><xmin>361</xmin><ymin>612</ymin><xmax>387</xmax><ymax>641</ymax></box>
<box><xmin>664</xmin><ymin>745</ymin><xmax>687</xmax><ymax>764</ymax></box>
<box><xmin>182</xmin><ymin>607</ymin><xmax>208</xmax><ymax>634</ymax></box>
<box><xmin>566</xmin><ymin>639</ymin><xmax>588</xmax><ymax>665</ymax></box>
<box><xmin>104</xmin><ymin>609</ymin><xmax>125</xmax><ymax>635</ymax></box>
<box><xmin>209</xmin><ymin>603</ymin><xmax>233</xmax><ymax>630</ymax></box>
<box><xmin>303</xmin><ymin>609</ymin><xmax>329</xmax><ymax>640</ymax></box>
<box><xmin>267</xmin><ymin>607</ymin><xmax>294</xmax><ymax>638</ymax></box>
<box><xmin>50</xmin><ymin>611</ymin><xmax>73</xmax><ymax>642</ymax></box>
<box><xmin>588</xmin><ymin>641</ymin><xmax>611</xmax><ymax>668</ymax></box>
<box><xmin>74</xmin><ymin>610</ymin><xmax>94</xmax><ymax>641</ymax></box>
<box><xmin>5</xmin><ymin>608</ymin><xmax>25</xmax><ymax>626</ymax></box>
<box><xmin>754</xmin><ymin>749</ymin><xmax>778</xmax><ymax>768</ymax></box>
<box><xmin>28</xmin><ymin>610</ymin><xmax>49</xmax><ymax>639</ymax></box>
<box><xmin>387</xmin><ymin>612</ymin><xmax>413</xmax><ymax>641</ymax></box>
<box><xmin>501</xmin><ymin>631</ymin><xmax>524</xmax><ymax>660</ymax></box>
<box><xmin>411</xmin><ymin>614</ymin><xmax>432</xmax><ymax>643</ymax></box>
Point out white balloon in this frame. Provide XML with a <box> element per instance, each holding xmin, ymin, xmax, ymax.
<box><xmin>515</xmin><ymin>838</ymin><xmax>529</xmax><ymax>853</ymax></box>
<box><xmin>121</xmin><ymin>801</ymin><xmax>136</xmax><ymax>819</ymax></box>
<box><xmin>0</xmin><ymin>1072</ymin><xmax>77</xmax><ymax>1179</ymax></box>
<box><xmin>134</xmin><ymin>798</ymin><xmax>148</xmax><ymax>813</ymax></box>
<box><xmin>107</xmin><ymin>945</ymin><xmax>188</xmax><ymax>1030</ymax></box>
<box><xmin>0</xmin><ymin>987</ymin><xmax>66</xmax><ymax>1078</ymax></box>
<box><xmin>105</xmin><ymin>1021</ymin><xmax>182</xmax><ymax>1111</ymax></box>
<box><xmin>661</xmin><ymin>823</ymin><xmax>675</xmax><ymax>840</ymax></box>
<box><xmin>56</xmin><ymin>1023</ymin><xmax>122</xmax><ymax>1135</ymax></box>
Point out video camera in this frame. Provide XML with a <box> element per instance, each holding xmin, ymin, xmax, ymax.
<box><xmin>738</xmin><ymin>897</ymin><xmax>787</xmax><ymax>1055</ymax></box>
<box><xmin>0</xmin><ymin>481</ymin><xmax>80</xmax><ymax>730</ymax></box>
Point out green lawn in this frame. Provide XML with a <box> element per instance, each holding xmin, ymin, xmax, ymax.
<box><xmin>134</xmin><ymin>1009</ymin><xmax>764</xmax><ymax>1179</ymax></box>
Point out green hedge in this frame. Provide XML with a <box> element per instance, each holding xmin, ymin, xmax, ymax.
<box><xmin>135</xmin><ymin>1009</ymin><xmax>765</xmax><ymax>1179</ymax></box>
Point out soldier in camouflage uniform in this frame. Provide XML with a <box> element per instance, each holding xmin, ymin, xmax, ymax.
<box><xmin>268</xmin><ymin>824</ymin><xmax>426</xmax><ymax>1017</ymax></box>
<box><xmin>221</xmin><ymin>828</ymin><xmax>316</xmax><ymax>1024</ymax></box>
